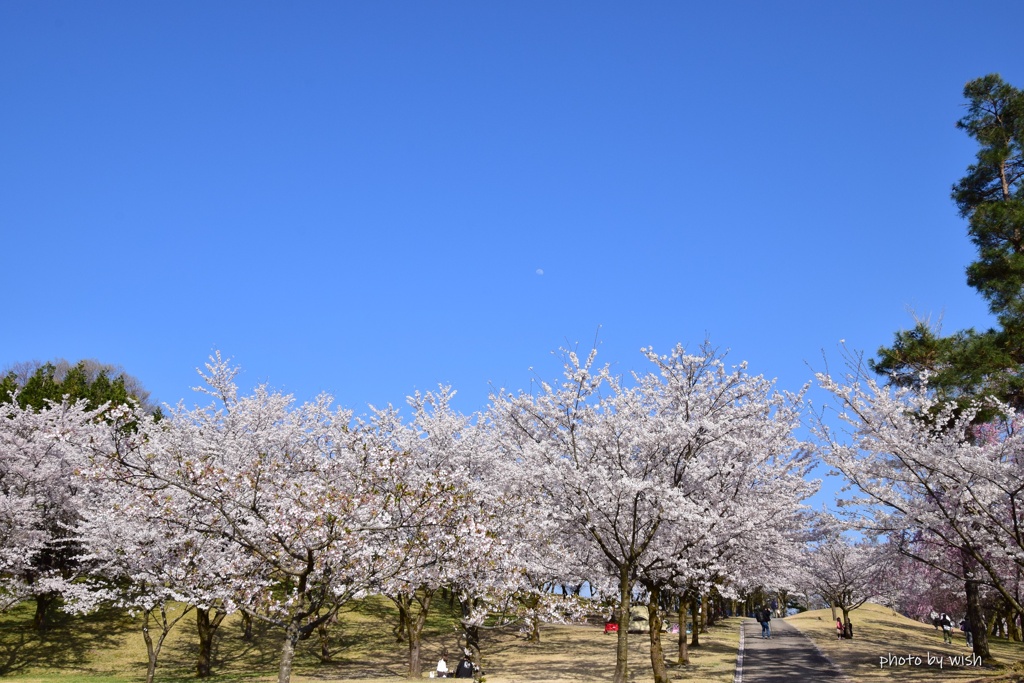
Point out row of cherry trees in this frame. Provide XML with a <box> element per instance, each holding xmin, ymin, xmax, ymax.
<box><xmin>1</xmin><ymin>345</ymin><xmax>819</xmax><ymax>683</ymax></box>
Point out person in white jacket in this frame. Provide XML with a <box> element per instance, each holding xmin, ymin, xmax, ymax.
<box><xmin>435</xmin><ymin>657</ymin><xmax>449</xmax><ymax>678</ymax></box>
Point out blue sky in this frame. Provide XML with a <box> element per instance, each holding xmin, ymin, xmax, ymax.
<box><xmin>2</xmin><ymin>0</ymin><xmax>1020</xmax><ymax>456</ymax></box>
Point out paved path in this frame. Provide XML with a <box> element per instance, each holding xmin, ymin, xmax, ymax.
<box><xmin>737</xmin><ymin>618</ymin><xmax>847</xmax><ymax>683</ymax></box>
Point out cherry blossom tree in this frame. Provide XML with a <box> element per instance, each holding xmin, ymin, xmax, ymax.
<box><xmin>72</xmin><ymin>447</ymin><xmax>247</xmax><ymax>683</ymax></box>
<box><xmin>88</xmin><ymin>354</ymin><xmax>446</xmax><ymax>683</ymax></box>
<box><xmin>491</xmin><ymin>343</ymin><xmax>813</xmax><ymax>683</ymax></box>
<box><xmin>802</xmin><ymin>530</ymin><xmax>887</xmax><ymax>637</ymax></box>
<box><xmin>633</xmin><ymin>345</ymin><xmax>814</xmax><ymax>681</ymax></box>
<box><xmin>355</xmin><ymin>389</ymin><xmax>476</xmax><ymax>678</ymax></box>
<box><xmin>813</xmin><ymin>367</ymin><xmax>1024</xmax><ymax>661</ymax></box>
<box><xmin>0</xmin><ymin>396</ymin><xmax>99</xmax><ymax>630</ymax></box>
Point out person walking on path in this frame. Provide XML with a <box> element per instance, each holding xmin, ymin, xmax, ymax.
<box><xmin>940</xmin><ymin>613</ymin><xmax>953</xmax><ymax>644</ymax></box>
<box><xmin>760</xmin><ymin>607</ymin><xmax>772</xmax><ymax>639</ymax></box>
<box><xmin>960</xmin><ymin>618</ymin><xmax>973</xmax><ymax>648</ymax></box>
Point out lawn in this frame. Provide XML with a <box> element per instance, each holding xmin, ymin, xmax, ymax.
<box><xmin>786</xmin><ymin>603</ymin><xmax>1024</xmax><ymax>683</ymax></box>
<box><xmin>0</xmin><ymin>600</ymin><xmax>740</xmax><ymax>683</ymax></box>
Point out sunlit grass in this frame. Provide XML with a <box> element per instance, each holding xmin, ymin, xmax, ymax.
<box><xmin>0</xmin><ymin>599</ymin><xmax>740</xmax><ymax>682</ymax></box>
<box><xmin>787</xmin><ymin>603</ymin><xmax>1024</xmax><ymax>683</ymax></box>
<box><xmin>477</xmin><ymin>616</ymin><xmax>740</xmax><ymax>683</ymax></box>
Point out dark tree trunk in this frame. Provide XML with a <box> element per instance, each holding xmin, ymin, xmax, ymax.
<box><xmin>405</xmin><ymin>590</ymin><xmax>434</xmax><ymax>679</ymax></box>
<box><xmin>965</xmin><ymin>570</ymin><xmax>994</xmax><ymax>664</ymax></box>
<box><xmin>196</xmin><ymin>607</ymin><xmax>226</xmax><ymax>677</ymax></box>
<box><xmin>394</xmin><ymin>599</ymin><xmax>409</xmax><ymax>643</ymax></box>
<box><xmin>240</xmin><ymin>612</ymin><xmax>254</xmax><ymax>641</ymax></box>
<box><xmin>841</xmin><ymin>607</ymin><xmax>852</xmax><ymax>639</ymax></box>
<box><xmin>705</xmin><ymin>589</ymin><xmax>718</xmax><ymax>628</ymax></box>
<box><xmin>458</xmin><ymin>595</ymin><xmax>482</xmax><ymax>657</ymax></box>
<box><xmin>317</xmin><ymin>621</ymin><xmax>332</xmax><ymax>663</ymax></box>
<box><xmin>32</xmin><ymin>593</ymin><xmax>55</xmax><ymax>631</ymax></box>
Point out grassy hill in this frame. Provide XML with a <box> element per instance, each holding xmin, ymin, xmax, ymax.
<box><xmin>787</xmin><ymin>603</ymin><xmax>1024</xmax><ymax>683</ymax></box>
<box><xmin>0</xmin><ymin>599</ymin><xmax>740</xmax><ymax>683</ymax></box>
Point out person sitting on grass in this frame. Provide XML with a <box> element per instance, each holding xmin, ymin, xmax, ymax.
<box><xmin>454</xmin><ymin>653</ymin><xmax>475</xmax><ymax>679</ymax></box>
<box><xmin>436</xmin><ymin>655</ymin><xmax>449</xmax><ymax>678</ymax></box>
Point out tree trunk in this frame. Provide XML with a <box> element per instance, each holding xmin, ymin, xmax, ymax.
<box><xmin>240</xmin><ymin>611</ymin><xmax>254</xmax><ymax>641</ymax></box>
<box><xmin>677</xmin><ymin>596</ymin><xmax>689</xmax><ymax>665</ymax></box>
<box><xmin>278</xmin><ymin>622</ymin><xmax>300</xmax><ymax>683</ymax></box>
<box><xmin>459</xmin><ymin>596</ymin><xmax>481</xmax><ymax>654</ymax></box>
<box><xmin>841</xmin><ymin>607</ymin><xmax>852</xmax><ymax>639</ymax></box>
<box><xmin>520</xmin><ymin>593</ymin><xmax>542</xmax><ymax>642</ymax></box>
<box><xmin>407</xmin><ymin>590</ymin><xmax>434</xmax><ymax>679</ymax></box>
<box><xmin>646</xmin><ymin>585</ymin><xmax>668</xmax><ymax>683</ymax></box>
<box><xmin>196</xmin><ymin>607</ymin><xmax>226</xmax><ymax>677</ymax></box>
<box><xmin>141</xmin><ymin>602</ymin><xmax>192</xmax><ymax>683</ymax></box>
<box><xmin>613</xmin><ymin>564</ymin><xmax>630</xmax><ymax>683</ymax></box>
<box><xmin>143</xmin><ymin>610</ymin><xmax>158</xmax><ymax>683</ymax></box>
<box><xmin>706</xmin><ymin>593</ymin><xmax>717</xmax><ymax>628</ymax></box>
<box><xmin>394</xmin><ymin>599</ymin><xmax>409</xmax><ymax>643</ymax></box>
<box><xmin>700</xmin><ymin>592</ymin><xmax>709</xmax><ymax>633</ymax></box>
<box><xmin>32</xmin><ymin>593</ymin><xmax>55</xmax><ymax>631</ymax></box>
<box><xmin>689</xmin><ymin>599</ymin><xmax>700</xmax><ymax>647</ymax></box>
<box><xmin>317</xmin><ymin>621</ymin><xmax>332</xmax><ymax>663</ymax></box>
<box><xmin>965</xmin><ymin>572</ymin><xmax>994</xmax><ymax>663</ymax></box>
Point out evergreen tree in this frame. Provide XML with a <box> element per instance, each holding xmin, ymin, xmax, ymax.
<box><xmin>873</xmin><ymin>75</ymin><xmax>1024</xmax><ymax>408</ymax></box>
<box><xmin>956</xmin><ymin>74</ymin><xmax>1024</xmax><ymax>326</ymax></box>
<box><xmin>0</xmin><ymin>359</ymin><xmax>155</xmax><ymax>415</ymax></box>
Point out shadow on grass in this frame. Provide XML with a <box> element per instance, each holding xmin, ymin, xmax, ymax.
<box><xmin>154</xmin><ymin>613</ymin><xmax>286</xmax><ymax>681</ymax></box>
<box><xmin>788</xmin><ymin>606</ymin><xmax>1024</xmax><ymax>683</ymax></box>
<box><xmin>0</xmin><ymin>604</ymin><xmax>135</xmax><ymax>675</ymax></box>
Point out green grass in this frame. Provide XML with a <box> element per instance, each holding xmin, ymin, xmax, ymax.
<box><xmin>0</xmin><ymin>597</ymin><xmax>467</xmax><ymax>682</ymax></box>
<box><xmin>0</xmin><ymin>600</ymin><xmax>741</xmax><ymax>683</ymax></box>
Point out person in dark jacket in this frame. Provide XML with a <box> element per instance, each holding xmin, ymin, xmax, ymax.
<box><xmin>960</xmin><ymin>618</ymin><xmax>973</xmax><ymax>647</ymax></box>
<box><xmin>760</xmin><ymin>608</ymin><xmax>771</xmax><ymax>639</ymax></box>
<box><xmin>454</xmin><ymin>654</ymin><xmax>475</xmax><ymax>679</ymax></box>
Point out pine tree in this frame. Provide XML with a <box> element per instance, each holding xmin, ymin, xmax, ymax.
<box><xmin>873</xmin><ymin>75</ymin><xmax>1024</xmax><ymax>408</ymax></box>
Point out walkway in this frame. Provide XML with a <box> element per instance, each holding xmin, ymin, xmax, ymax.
<box><xmin>736</xmin><ymin>618</ymin><xmax>847</xmax><ymax>683</ymax></box>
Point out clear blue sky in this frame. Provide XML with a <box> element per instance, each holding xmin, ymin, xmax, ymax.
<box><xmin>2</xmin><ymin>1</ymin><xmax>1020</xmax><ymax>433</ymax></box>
